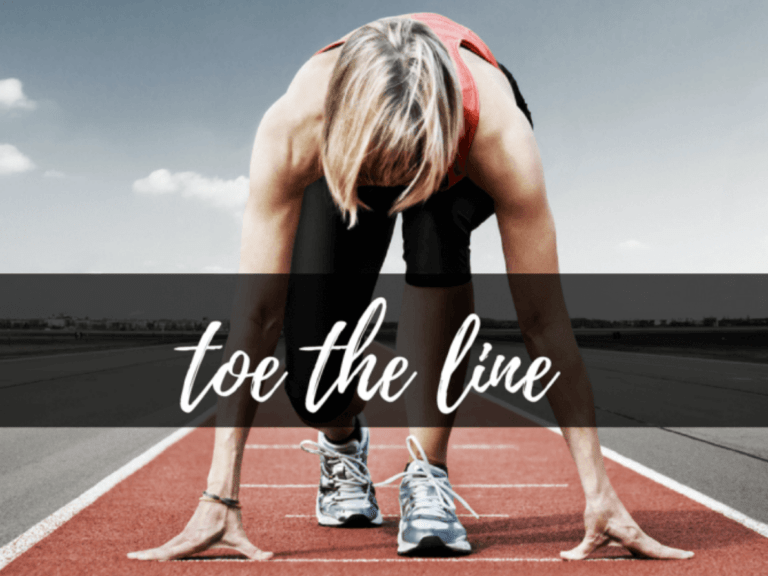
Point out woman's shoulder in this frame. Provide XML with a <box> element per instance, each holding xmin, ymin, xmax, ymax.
<box><xmin>464</xmin><ymin>50</ymin><xmax>538</xmax><ymax>192</ymax></box>
<box><xmin>276</xmin><ymin>50</ymin><xmax>338</xmax><ymax>128</ymax></box>
<box><xmin>461</xmin><ymin>48</ymin><xmax>514</xmax><ymax>104</ymax></box>
<box><xmin>464</xmin><ymin>50</ymin><xmax>530</xmax><ymax>142</ymax></box>
<box><xmin>258</xmin><ymin>51</ymin><xmax>339</xmax><ymax>181</ymax></box>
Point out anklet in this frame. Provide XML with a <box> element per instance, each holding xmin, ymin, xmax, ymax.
<box><xmin>200</xmin><ymin>490</ymin><xmax>241</xmax><ymax>509</ymax></box>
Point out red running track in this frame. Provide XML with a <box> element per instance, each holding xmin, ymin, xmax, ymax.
<box><xmin>3</xmin><ymin>419</ymin><xmax>768</xmax><ymax>574</ymax></box>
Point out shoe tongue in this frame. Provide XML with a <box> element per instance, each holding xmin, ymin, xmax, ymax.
<box><xmin>333</xmin><ymin>439</ymin><xmax>360</xmax><ymax>455</ymax></box>
<box><xmin>332</xmin><ymin>462</ymin><xmax>347</xmax><ymax>478</ymax></box>
<box><xmin>407</xmin><ymin>460</ymin><xmax>446</xmax><ymax>478</ymax></box>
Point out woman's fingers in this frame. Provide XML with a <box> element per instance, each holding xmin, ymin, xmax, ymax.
<box><xmin>211</xmin><ymin>541</ymin><xmax>274</xmax><ymax>561</ymax></box>
<box><xmin>561</xmin><ymin>524</ymin><xmax>694</xmax><ymax>561</ymax></box>
<box><xmin>559</xmin><ymin>533</ymin><xmax>609</xmax><ymax>561</ymax></box>
<box><xmin>212</xmin><ymin>529</ymin><xmax>273</xmax><ymax>560</ymax></box>
<box><xmin>128</xmin><ymin>540</ymin><xmax>272</xmax><ymax>562</ymax></box>
<box><xmin>127</xmin><ymin>507</ymin><xmax>272</xmax><ymax>562</ymax></box>
<box><xmin>238</xmin><ymin>547</ymin><xmax>274</xmax><ymax>561</ymax></box>
<box><xmin>126</xmin><ymin>539</ymin><xmax>207</xmax><ymax>561</ymax></box>
<box><xmin>612</xmin><ymin>529</ymin><xmax>694</xmax><ymax>560</ymax></box>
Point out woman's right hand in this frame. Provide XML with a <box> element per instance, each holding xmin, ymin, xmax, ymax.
<box><xmin>560</xmin><ymin>486</ymin><xmax>693</xmax><ymax>561</ymax></box>
<box><xmin>127</xmin><ymin>500</ymin><xmax>272</xmax><ymax>562</ymax></box>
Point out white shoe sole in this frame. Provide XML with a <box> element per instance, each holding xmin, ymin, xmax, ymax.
<box><xmin>397</xmin><ymin>525</ymin><xmax>472</xmax><ymax>555</ymax></box>
<box><xmin>316</xmin><ymin>499</ymin><xmax>384</xmax><ymax>527</ymax></box>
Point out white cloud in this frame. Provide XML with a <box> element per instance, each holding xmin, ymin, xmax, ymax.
<box><xmin>0</xmin><ymin>143</ymin><xmax>35</xmax><ymax>175</ymax></box>
<box><xmin>0</xmin><ymin>78</ymin><xmax>37</xmax><ymax>111</ymax></box>
<box><xmin>43</xmin><ymin>169</ymin><xmax>65</xmax><ymax>178</ymax></box>
<box><xmin>133</xmin><ymin>169</ymin><xmax>248</xmax><ymax>213</ymax></box>
<box><xmin>616</xmin><ymin>239</ymin><xmax>650</xmax><ymax>252</ymax></box>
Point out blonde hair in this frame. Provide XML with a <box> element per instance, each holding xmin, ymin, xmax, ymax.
<box><xmin>322</xmin><ymin>17</ymin><xmax>463</xmax><ymax>227</ymax></box>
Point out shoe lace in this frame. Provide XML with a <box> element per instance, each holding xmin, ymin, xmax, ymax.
<box><xmin>300</xmin><ymin>440</ymin><xmax>372</xmax><ymax>502</ymax></box>
<box><xmin>375</xmin><ymin>435</ymin><xmax>479</xmax><ymax>518</ymax></box>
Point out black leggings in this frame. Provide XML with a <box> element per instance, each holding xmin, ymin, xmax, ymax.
<box><xmin>283</xmin><ymin>63</ymin><xmax>532</xmax><ymax>424</ymax></box>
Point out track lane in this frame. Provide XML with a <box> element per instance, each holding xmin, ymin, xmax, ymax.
<box><xmin>3</xmin><ymin>343</ymin><xmax>768</xmax><ymax>573</ymax></box>
<box><xmin>3</xmin><ymin>422</ymin><xmax>768</xmax><ymax>574</ymax></box>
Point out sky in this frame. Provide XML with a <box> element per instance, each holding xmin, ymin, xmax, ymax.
<box><xmin>1</xmin><ymin>0</ymin><xmax>767</xmax><ymax>274</ymax></box>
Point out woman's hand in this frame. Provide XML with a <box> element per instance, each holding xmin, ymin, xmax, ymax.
<box><xmin>560</xmin><ymin>487</ymin><xmax>694</xmax><ymax>561</ymax></box>
<box><xmin>127</xmin><ymin>501</ymin><xmax>272</xmax><ymax>562</ymax></box>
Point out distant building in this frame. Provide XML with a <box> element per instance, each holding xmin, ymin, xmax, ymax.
<box><xmin>46</xmin><ymin>317</ymin><xmax>67</xmax><ymax>329</ymax></box>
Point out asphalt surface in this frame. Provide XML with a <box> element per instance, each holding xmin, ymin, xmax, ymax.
<box><xmin>1</xmin><ymin>341</ymin><xmax>766</xmax><ymax>548</ymax></box>
<box><xmin>483</xmin><ymin>343</ymin><xmax>768</xmax><ymax>524</ymax></box>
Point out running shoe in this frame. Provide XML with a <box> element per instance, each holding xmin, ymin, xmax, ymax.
<box><xmin>300</xmin><ymin>417</ymin><xmax>382</xmax><ymax>527</ymax></box>
<box><xmin>377</xmin><ymin>435</ymin><xmax>478</xmax><ymax>555</ymax></box>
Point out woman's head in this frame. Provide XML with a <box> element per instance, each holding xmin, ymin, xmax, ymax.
<box><xmin>322</xmin><ymin>16</ymin><xmax>463</xmax><ymax>227</ymax></box>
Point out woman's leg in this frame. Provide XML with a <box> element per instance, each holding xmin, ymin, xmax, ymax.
<box><xmin>283</xmin><ymin>178</ymin><xmax>400</xmax><ymax>432</ymax></box>
<box><xmin>392</xmin><ymin>179</ymin><xmax>493</xmax><ymax>555</ymax></box>
<box><xmin>397</xmin><ymin>60</ymin><xmax>532</xmax><ymax>466</ymax></box>
<box><xmin>284</xmin><ymin>178</ymin><xmax>403</xmax><ymax>527</ymax></box>
<box><xmin>397</xmin><ymin>282</ymin><xmax>474</xmax><ymax>465</ymax></box>
<box><xmin>399</xmin><ymin>177</ymin><xmax>494</xmax><ymax>466</ymax></box>
<box><xmin>388</xmin><ymin>63</ymin><xmax>534</xmax><ymax>555</ymax></box>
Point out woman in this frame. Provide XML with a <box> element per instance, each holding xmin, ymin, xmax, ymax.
<box><xmin>128</xmin><ymin>13</ymin><xmax>693</xmax><ymax>561</ymax></box>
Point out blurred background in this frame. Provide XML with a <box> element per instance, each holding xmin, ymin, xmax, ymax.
<box><xmin>1</xmin><ymin>0</ymin><xmax>766</xmax><ymax>273</ymax></box>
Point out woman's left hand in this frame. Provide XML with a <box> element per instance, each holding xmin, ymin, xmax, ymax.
<box><xmin>560</xmin><ymin>487</ymin><xmax>694</xmax><ymax>561</ymax></box>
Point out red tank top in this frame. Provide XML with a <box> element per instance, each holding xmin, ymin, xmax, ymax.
<box><xmin>316</xmin><ymin>13</ymin><xmax>499</xmax><ymax>186</ymax></box>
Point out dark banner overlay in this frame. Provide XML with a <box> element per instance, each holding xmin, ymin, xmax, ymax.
<box><xmin>1</xmin><ymin>274</ymin><xmax>767</xmax><ymax>427</ymax></box>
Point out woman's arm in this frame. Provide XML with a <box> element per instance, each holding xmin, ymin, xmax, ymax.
<box><xmin>205</xmin><ymin>52</ymin><xmax>329</xmax><ymax>503</ymax></box>
<box><xmin>128</xmin><ymin>69</ymin><xmax>323</xmax><ymax>561</ymax></box>
<box><xmin>204</xmin><ymin>99</ymin><xmax>307</xmax><ymax>506</ymax></box>
<box><xmin>467</xmin><ymin>62</ymin><xmax>693</xmax><ymax>560</ymax></box>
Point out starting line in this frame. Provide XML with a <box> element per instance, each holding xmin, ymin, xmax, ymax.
<box><xmin>284</xmin><ymin>513</ymin><xmax>511</xmax><ymax>518</ymax></box>
<box><xmin>241</xmin><ymin>484</ymin><xmax>568</xmax><ymax>488</ymax></box>
<box><xmin>3</xmin><ymin>396</ymin><xmax>768</xmax><ymax>570</ymax></box>
<box><xmin>173</xmin><ymin>557</ymin><xmax>632</xmax><ymax>563</ymax></box>
<box><xmin>246</xmin><ymin>444</ymin><xmax>520</xmax><ymax>450</ymax></box>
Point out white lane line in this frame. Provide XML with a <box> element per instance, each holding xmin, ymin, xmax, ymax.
<box><xmin>495</xmin><ymin>339</ymin><xmax>768</xmax><ymax>368</ymax></box>
<box><xmin>0</xmin><ymin>342</ymin><xmax>182</xmax><ymax>364</ymax></box>
<box><xmin>284</xmin><ymin>514</ymin><xmax>510</xmax><ymax>518</ymax></box>
<box><xmin>0</xmin><ymin>408</ymin><xmax>215</xmax><ymax>571</ymax></box>
<box><xmin>242</xmin><ymin>484</ymin><xmax>567</xmax><ymax>489</ymax></box>
<box><xmin>601</xmin><ymin>446</ymin><xmax>768</xmax><ymax>538</ymax></box>
<box><xmin>575</xmin><ymin>346</ymin><xmax>768</xmax><ymax>368</ymax></box>
<box><xmin>173</xmin><ymin>557</ymin><xmax>630</xmax><ymax>562</ymax></box>
<box><xmin>246</xmin><ymin>444</ymin><xmax>519</xmax><ymax>450</ymax></box>
<box><xmin>478</xmin><ymin>392</ymin><xmax>768</xmax><ymax>539</ymax></box>
<box><xmin>246</xmin><ymin>445</ymin><xmax>318</xmax><ymax>449</ymax></box>
<box><xmin>8</xmin><ymin>385</ymin><xmax>763</xmax><ymax>570</ymax></box>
